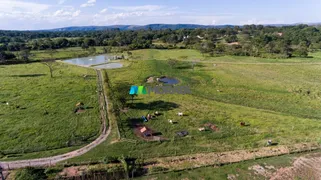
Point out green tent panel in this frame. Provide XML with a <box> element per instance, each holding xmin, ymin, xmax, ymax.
<box><xmin>138</xmin><ymin>86</ymin><xmax>147</xmax><ymax>95</ymax></box>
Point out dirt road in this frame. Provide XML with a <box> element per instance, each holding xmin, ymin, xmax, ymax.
<box><xmin>0</xmin><ymin>70</ymin><xmax>110</xmax><ymax>170</ymax></box>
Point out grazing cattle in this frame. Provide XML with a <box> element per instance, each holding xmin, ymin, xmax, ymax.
<box><xmin>199</xmin><ymin>127</ymin><xmax>205</xmax><ymax>131</ymax></box>
<box><xmin>267</xmin><ymin>140</ymin><xmax>272</xmax><ymax>146</ymax></box>
<box><xmin>178</xmin><ymin>112</ymin><xmax>183</xmax><ymax>116</ymax></box>
<box><xmin>240</xmin><ymin>122</ymin><xmax>246</xmax><ymax>126</ymax></box>
<box><xmin>168</xmin><ymin>119</ymin><xmax>173</xmax><ymax>124</ymax></box>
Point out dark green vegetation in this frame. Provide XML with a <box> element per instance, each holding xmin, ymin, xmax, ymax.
<box><xmin>1</xmin><ymin>24</ymin><xmax>321</xmax><ymax>64</ymax></box>
<box><xmin>67</xmin><ymin>49</ymin><xmax>321</xmax><ymax>164</ymax></box>
<box><xmin>0</xmin><ymin>63</ymin><xmax>100</xmax><ymax>159</ymax></box>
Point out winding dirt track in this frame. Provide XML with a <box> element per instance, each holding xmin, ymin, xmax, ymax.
<box><xmin>0</xmin><ymin>70</ymin><xmax>111</xmax><ymax>170</ymax></box>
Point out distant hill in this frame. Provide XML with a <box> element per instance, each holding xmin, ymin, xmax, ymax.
<box><xmin>41</xmin><ymin>24</ymin><xmax>235</xmax><ymax>32</ymax></box>
<box><xmin>37</xmin><ymin>23</ymin><xmax>321</xmax><ymax>32</ymax></box>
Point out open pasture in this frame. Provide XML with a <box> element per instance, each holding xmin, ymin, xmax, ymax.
<box><xmin>0</xmin><ymin>63</ymin><xmax>100</xmax><ymax>159</ymax></box>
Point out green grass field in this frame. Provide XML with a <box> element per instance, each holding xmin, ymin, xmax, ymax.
<box><xmin>131</xmin><ymin>49</ymin><xmax>321</xmax><ymax>63</ymax></box>
<box><xmin>13</xmin><ymin>46</ymin><xmax>125</xmax><ymax>61</ymax></box>
<box><xmin>65</xmin><ymin>49</ymin><xmax>321</xmax><ymax>164</ymax></box>
<box><xmin>2</xmin><ymin>48</ymin><xmax>321</xmax><ymax>165</ymax></box>
<box><xmin>0</xmin><ymin>62</ymin><xmax>100</xmax><ymax>159</ymax></box>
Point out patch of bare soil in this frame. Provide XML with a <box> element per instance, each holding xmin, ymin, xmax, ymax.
<box><xmin>144</xmin><ymin>143</ymin><xmax>319</xmax><ymax>171</ymax></box>
<box><xmin>249</xmin><ymin>164</ymin><xmax>274</xmax><ymax>177</ymax></box>
<box><xmin>146</xmin><ymin>77</ymin><xmax>154</xmax><ymax>83</ymax></box>
<box><xmin>270</xmin><ymin>153</ymin><xmax>321</xmax><ymax>180</ymax></box>
<box><xmin>133</xmin><ymin>124</ymin><xmax>166</xmax><ymax>141</ymax></box>
<box><xmin>59</xmin><ymin>166</ymin><xmax>87</xmax><ymax>177</ymax></box>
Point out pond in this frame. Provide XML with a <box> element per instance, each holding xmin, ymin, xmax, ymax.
<box><xmin>63</xmin><ymin>54</ymin><xmax>123</xmax><ymax>69</ymax></box>
<box><xmin>158</xmin><ymin>77</ymin><xmax>179</xmax><ymax>85</ymax></box>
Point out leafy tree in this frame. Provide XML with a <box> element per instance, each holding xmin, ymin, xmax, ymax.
<box><xmin>20</xmin><ymin>49</ymin><xmax>31</xmax><ymax>63</ymax></box>
<box><xmin>225</xmin><ymin>35</ymin><xmax>238</xmax><ymax>43</ymax></box>
<box><xmin>0</xmin><ymin>51</ymin><xmax>5</xmax><ymax>64</ymax></box>
<box><xmin>42</xmin><ymin>60</ymin><xmax>57</xmax><ymax>78</ymax></box>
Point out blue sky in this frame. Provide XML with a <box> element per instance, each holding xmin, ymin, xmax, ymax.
<box><xmin>0</xmin><ymin>0</ymin><xmax>320</xmax><ymax>30</ymax></box>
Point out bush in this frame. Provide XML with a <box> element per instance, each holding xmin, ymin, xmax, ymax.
<box><xmin>15</xmin><ymin>167</ymin><xmax>47</xmax><ymax>180</ymax></box>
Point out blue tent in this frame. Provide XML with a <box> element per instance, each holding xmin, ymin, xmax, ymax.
<box><xmin>129</xmin><ymin>86</ymin><xmax>138</xmax><ymax>95</ymax></box>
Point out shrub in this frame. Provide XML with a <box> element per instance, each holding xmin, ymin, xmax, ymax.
<box><xmin>15</xmin><ymin>167</ymin><xmax>47</xmax><ymax>180</ymax></box>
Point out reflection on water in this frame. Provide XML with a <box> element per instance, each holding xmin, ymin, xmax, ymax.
<box><xmin>159</xmin><ymin>77</ymin><xmax>179</xmax><ymax>85</ymax></box>
<box><xmin>64</xmin><ymin>55</ymin><xmax>110</xmax><ymax>66</ymax></box>
<box><xmin>64</xmin><ymin>54</ymin><xmax>123</xmax><ymax>69</ymax></box>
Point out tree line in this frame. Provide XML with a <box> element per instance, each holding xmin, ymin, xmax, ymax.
<box><xmin>1</xmin><ymin>24</ymin><xmax>321</xmax><ymax>62</ymax></box>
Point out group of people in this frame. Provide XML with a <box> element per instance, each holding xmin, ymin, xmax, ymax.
<box><xmin>142</xmin><ymin>111</ymin><xmax>160</xmax><ymax>122</ymax></box>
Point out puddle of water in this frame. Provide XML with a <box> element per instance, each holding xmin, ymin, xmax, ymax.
<box><xmin>159</xmin><ymin>77</ymin><xmax>179</xmax><ymax>85</ymax></box>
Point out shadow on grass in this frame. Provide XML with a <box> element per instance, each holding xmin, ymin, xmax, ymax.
<box><xmin>176</xmin><ymin>63</ymin><xmax>205</xmax><ymax>70</ymax></box>
<box><xmin>83</xmin><ymin>75</ymin><xmax>96</xmax><ymax>79</ymax></box>
<box><xmin>9</xmin><ymin>74</ymin><xmax>46</xmax><ymax>77</ymax></box>
<box><xmin>130</xmin><ymin>100</ymin><xmax>179</xmax><ymax>111</ymax></box>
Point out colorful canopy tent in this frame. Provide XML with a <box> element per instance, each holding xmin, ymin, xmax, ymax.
<box><xmin>129</xmin><ymin>86</ymin><xmax>138</xmax><ymax>95</ymax></box>
<box><xmin>129</xmin><ymin>86</ymin><xmax>147</xmax><ymax>95</ymax></box>
<box><xmin>138</xmin><ymin>86</ymin><xmax>147</xmax><ymax>95</ymax></box>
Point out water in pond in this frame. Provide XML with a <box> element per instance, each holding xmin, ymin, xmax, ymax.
<box><xmin>64</xmin><ymin>55</ymin><xmax>110</xmax><ymax>66</ymax></box>
<box><xmin>64</xmin><ymin>54</ymin><xmax>123</xmax><ymax>69</ymax></box>
<box><xmin>159</xmin><ymin>77</ymin><xmax>179</xmax><ymax>85</ymax></box>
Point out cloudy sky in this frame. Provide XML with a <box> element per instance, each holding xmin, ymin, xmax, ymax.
<box><xmin>0</xmin><ymin>0</ymin><xmax>320</xmax><ymax>30</ymax></box>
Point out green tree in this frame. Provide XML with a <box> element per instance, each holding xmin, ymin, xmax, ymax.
<box><xmin>295</xmin><ymin>43</ymin><xmax>308</xmax><ymax>57</ymax></box>
<box><xmin>19</xmin><ymin>49</ymin><xmax>31</xmax><ymax>62</ymax></box>
<box><xmin>42</xmin><ymin>60</ymin><xmax>57</xmax><ymax>78</ymax></box>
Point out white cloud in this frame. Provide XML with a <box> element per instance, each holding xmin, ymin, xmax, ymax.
<box><xmin>81</xmin><ymin>0</ymin><xmax>96</xmax><ymax>8</ymax></box>
<box><xmin>110</xmin><ymin>5</ymin><xmax>164</xmax><ymax>12</ymax></box>
<box><xmin>72</xmin><ymin>10</ymin><xmax>81</xmax><ymax>17</ymax></box>
<box><xmin>240</xmin><ymin>18</ymin><xmax>284</xmax><ymax>25</ymax></box>
<box><xmin>58</xmin><ymin>0</ymin><xmax>66</xmax><ymax>5</ymax></box>
<box><xmin>100</xmin><ymin>8</ymin><xmax>107</xmax><ymax>13</ymax></box>
<box><xmin>53</xmin><ymin>9</ymin><xmax>81</xmax><ymax>18</ymax></box>
<box><xmin>0</xmin><ymin>0</ymin><xmax>49</xmax><ymax>14</ymax></box>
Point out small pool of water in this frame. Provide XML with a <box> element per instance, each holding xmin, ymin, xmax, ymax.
<box><xmin>159</xmin><ymin>77</ymin><xmax>179</xmax><ymax>85</ymax></box>
<box><xmin>64</xmin><ymin>55</ymin><xmax>110</xmax><ymax>66</ymax></box>
<box><xmin>92</xmin><ymin>63</ymin><xmax>123</xmax><ymax>69</ymax></box>
<box><xmin>64</xmin><ymin>54</ymin><xmax>123</xmax><ymax>69</ymax></box>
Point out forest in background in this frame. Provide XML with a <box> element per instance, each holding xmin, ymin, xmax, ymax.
<box><xmin>1</xmin><ymin>24</ymin><xmax>320</xmax><ymax>63</ymax></box>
